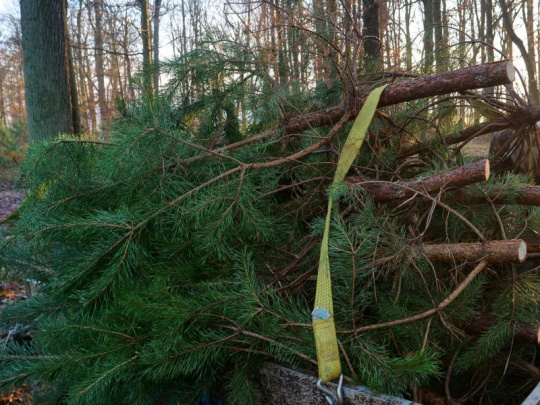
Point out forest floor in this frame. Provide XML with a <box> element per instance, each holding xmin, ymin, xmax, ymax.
<box><xmin>0</xmin><ymin>177</ymin><xmax>31</xmax><ymax>404</ymax></box>
<box><xmin>0</xmin><ymin>179</ymin><xmax>24</xmax><ymax>221</ymax></box>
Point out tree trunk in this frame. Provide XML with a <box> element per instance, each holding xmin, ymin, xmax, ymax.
<box><xmin>362</xmin><ymin>0</ymin><xmax>381</xmax><ymax>71</ymax></box>
<box><xmin>455</xmin><ymin>185</ymin><xmax>540</xmax><ymax>206</ymax></box>
<box><xmin>153</xmin><ymin>0</ymin><xmax>162</xmax><ymax>92</ymax></box>
<box><xmin>465</xmin><ymin>315</ymin><xmax>540</xmax><ymax>344</ymax></box>
<box><xmin>485</xmin><ymin>0</ymin><xmax>494</xmax><ymax>62</ymax></box>
<box><xmin>93</xmin><ymin>0</ymin><xmax>109</xmax><ymax>126</ymax></box>
<box><xmin>75</xmin><ymin>0</ymin><xmax>89</xmax><ymax>132</ymax></box>
<box><xmin>433</xmin><ymin>0</ymin><xmax>444</xmax><ymax>71</ymax></box>
<box><xmin>122</xmin><ymin>12</ymin><xmax>136</xmax><ymax>100</ymax></box>
<box><xmin>525</xmin><ymin>0</ymin><xmax>537</xmax><ymax>101</ymax></box>
<box><xmin>404</xmin><ymin>0</ymin><xmax>412</xmax><ymax>70</ymax></box>
<box><xmin>65</xmin><ymin>0</ymin><xmax>81</xmax><ymax>135</ymax></box>
<box><xmin>20</xmin><ymin>0</ymin><xmax>75</xmax><ymax>141</ymax></box>
<box><xmin>499</xmin><ymin>0</ymin><xmax>539</xmax><ymax>104</ymax></box>
<box><xmin>422</xmin><ymin>0</ymin><xmax>434</xmax><ymax>73</ymax></box>
<box><xmin>0</xmin><ymin>72</ymin><xmax>6</xmax><ymax>125</ymax></box>
<box><xmin>140</xmin><ymin>0</ymin><xmax>154</xmax><ymax>96</ymax></box>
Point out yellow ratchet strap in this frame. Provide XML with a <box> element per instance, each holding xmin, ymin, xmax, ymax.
<box><xmin>313</xmin><ymin>85</ymin><xmax>388</xmax><ymax>383</ymax></box>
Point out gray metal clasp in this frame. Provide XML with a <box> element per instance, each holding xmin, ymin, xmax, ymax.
<box><xmin>316</xmin><ymin>374</ymin><xmax>344</xmax><ymax>405</ymax></box>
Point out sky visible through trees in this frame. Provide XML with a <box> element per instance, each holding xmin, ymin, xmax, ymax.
<box><xmin>0</xmin><ymin>0</ymin><xmax>540</xmax><ymax>133</ymax></box>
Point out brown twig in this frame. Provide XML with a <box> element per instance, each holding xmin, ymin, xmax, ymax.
<box><xmin>339</xmin><ymin>260</ymin><xmax>488</xmax><ymax>334</ymax></box>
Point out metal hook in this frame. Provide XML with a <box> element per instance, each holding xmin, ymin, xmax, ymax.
<box><xmin>316</xmin><ymin>375</ymin><xmax>344</xmax><ymax>405</ymax></box>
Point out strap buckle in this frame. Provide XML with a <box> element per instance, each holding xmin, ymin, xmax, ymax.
<box><xmin>316</xmin><ymin>374</ymin><xmax>344</xmax><ymax>405</ymax></box>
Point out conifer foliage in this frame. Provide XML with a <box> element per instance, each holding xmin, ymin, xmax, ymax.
<box><xmin>0</xmin><ymin>48</ymin><xmax>539</xmax><ymax>404</ymax></box>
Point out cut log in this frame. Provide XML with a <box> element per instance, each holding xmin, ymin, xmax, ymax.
<box><xmin>257</xmin><ymin>362</ymin><xmax>416</xmax><ymax>405</ymax></box>
<box><xmin>454</xmin><ymin>185</ymin><xmax>540</xmax><ymax>206</ymax></box>
<box><xmin>346</xmin><ymin>159</ymin><xmax>490</xmax><ymax>202</ymax></box>
<box><xmin>523</xmin><ymin>237</ymin><xmax>540</xmax><ymax>254</ymax></box>
<box><xmin>187</xmin><ymin>62</ymin><xmax>516</xmax><ymax>164</ymax></box>
<box><xmin>422</xmin><ymin>240</ymin><xmax>526</xmax><ymax>263</ymax></box>
<box><xmin>417</xmin><ymin>389</ymin><xmax>446</xmax><ymax>405</ymax></box>
<box><xmin>465</xmin><ymin>315</ymin><xmax>540</xmax><ymax>344</ymax></box>
<box><xmin>378</xmin><ymin>60</ymin><xmax>514</xmax><ymax>106</ymax></box>
<box><xmin>285</xmin><ymin>61</ymin><xmax>515</xmax><ymax>135</ymax></box>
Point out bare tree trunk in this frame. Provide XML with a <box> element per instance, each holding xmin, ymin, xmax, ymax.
<box><xmin>121</xmin><ymin>11</ymin><xmax>135</xmax><ymax>100</ymax></box>
<box><xmin>525</xmin><ymin>0</ymin><xmax>537</xmax><ymax>100</ymax></box>
<box><xmin>84</xmin><ymin>5</ymin><xmax>98</xmax><ymax>133</ymax></box>
<box><xmin>499</xmin><ymin>0</ymin><xmax>539</xmax><ymax>104</ymax></box>
<box><xmin>181</xmin><ymin>0</ymin><xmax>187</xmax><ymax>54</ymax></box>
<box><xmin>363</xmin><ymin>0</ymin><xmax>381</xmax><ymax>71</ymax></box>
<box><xmin>433</xmin><ymin>0</ymin><xmax>443</xmax><ymax>71</ymax></box>
<box><xmin>140</xmin><ymin>0</ymin><xmax>154</xmax><ymax>96</ymax></box>
<box><xmin>422</xmin><ymin>0</ymin><xmax>434</xmax><ymax>73</ymax></box>
<box><xmin>107</xmin><ymin>10</ymin><xmax>124</xmax><ymax>101</ymax></box>
<box><xmin>0</xmin><ymin>72</ymin><xmax>6</xmax><ymax>125</ymax></box>
<box><xmin>93</xmin><ymin>0</ymin><xmax>109</xmax><ymax>125</ymax></box>
<box><xmin>153</xmin><ymin>0</ymin><xmax>162</xmax><ymax>92</ymax></box>
<box><xmin>404</xmin><ymin>0</ymin><xmax>412</xmax><ymax>70</ymax></box>
<box><xmin>313</xmin><ymin>0</ymin><xmax>325</xmax><ymax>81</ymax></box>
<box><xmin>75</xmin><ymin>0</ymin><xmax>89</xmax><ymax>132</ymax></box>
<box><xmin>85</xmin><ymin>53</ymin><xmax>98</xmax><ymax>133</ymax></box>
<box><xmin>485</xmin><ymin>0</ymin><xmax>494</xmax><ymax>62</ymax></box>
<box><xmin>458</xmin><ymin>0</ymin><xmax>466</xmax><ymax>68</ymax></box>
<box><xmin>65</xmin><ymin>0</ymin><xmax>81</xmax><ymax>135</ymax></box>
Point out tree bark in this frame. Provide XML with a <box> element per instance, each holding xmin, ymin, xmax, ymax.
<box><xmin>422</xmin><ymin>0</ymin><xmax>434</xmax><ymax>73</ymax></box>
<box><xmin>93</xmin><ymin>0</ymin><xmax>109</xmax><ymax>125</ymax></box>
<box><xmin>422</xmin><ymin>240</ymin><xmax>527</xmax><ymax>263</ymax></box>
<box><xmin>485</xmin><ymin>0</ymin><xmax>494</xmax><ymax>62</ymax></box>
<box><xmin>362</xmin><ymin>0</ymin><xmax>380</xmax><ymax>71</ymax></box>
<box><xmin>346</xmin><ymin>159</ymin><xmax>490</xmax><ymax>201</ymax></box>
<box><xmin>140</xmin><ymin>0</ymin><xmax>154</xmax><ymax>96</ymax></box>
<box><xmin>433</xmin><ymin>0</ymin><xmax>444</xmax><ymax>71</ymax></box>
<box><xmin>0</xmin><ymin>73</ymin><xmax>6</xmax><ymax>125</ymax></box>
<box><xmin>65</xmin><ymin>0</ymin><xmax>81</xmax><ymax>135</ymax></box>
<box><xmin>454</xmin><ymin>185</ymin><xmax>540</xmax><ymax>206</ymax></box>
<box><xmin>465</xmin><ymin>315</ymin><xmax>540</xmax><ymax>344</ymax></box>
<box><xmin>20</xmin><ymin>0</ymin><xmax>75</xmax><ymax>141</ymax></box>
<box><xmin>404</xmin><ymin>0</ymin><xmax>413</xmax><ymax>71</ymax></box>
<box><xmin>152</xmin><ymin>0</ymin><xmax>162</xmax><ymax>92</ymax></box>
